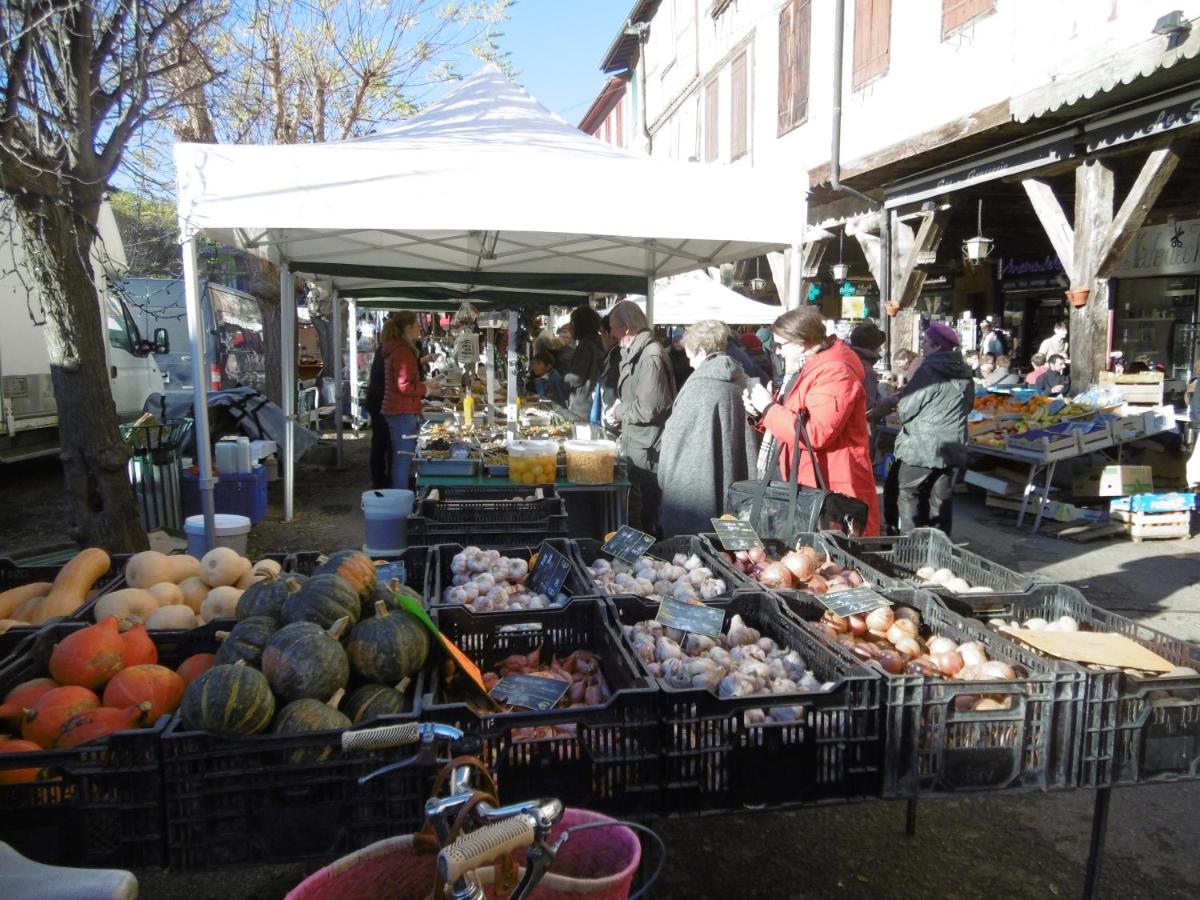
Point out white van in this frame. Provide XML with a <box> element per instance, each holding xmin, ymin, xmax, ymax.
<box><xmin>0</xmin><ymin>201</ymin><xmax>166</xmax><ymax>463</ymax></box>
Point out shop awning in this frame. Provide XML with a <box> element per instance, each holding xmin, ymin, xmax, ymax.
<box><xmin>616</xmin><ymin>271</ymin><xmax>784</xmax><ymax>325</ymax></box>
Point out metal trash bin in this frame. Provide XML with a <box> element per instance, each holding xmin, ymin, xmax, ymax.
<box><xmin>121</xmin><ymin>418</ymin><xmax>193</xmax><ymax>532</ymax></box>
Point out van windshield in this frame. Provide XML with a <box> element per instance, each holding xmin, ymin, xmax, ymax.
<box><xmin>106</xmin><ymin>292</ymin><xmax>142</xmax><ymax>353</ymax></box>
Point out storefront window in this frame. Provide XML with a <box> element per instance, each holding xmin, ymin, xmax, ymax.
<box><xmin>1113</xmin><ymin>276</ymin><xmax>1198</xmax><ymax>383</ymax></box>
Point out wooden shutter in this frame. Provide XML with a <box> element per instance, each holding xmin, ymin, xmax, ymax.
<box><xmin>615</xmin><ymin>100</ymin><xmax>624</xmax><ymax>148</ymax></box>
<box><xmin>852</xmin><ymin>0</ymin><xmax>891</xmax><ymax>90</ymax></box>
<box><xmin>942</xmin><ymin>0</ymin><xmax>995</xmax><ymax>37</ymax></box>
<box><xmin>705</xmin><ymin>79</ymin><xmax>720</xmax><ymax>162</ymax></box>
<box><xmin>778</xmin><ymin>0</ymin><xmax>812</xmax><ymax>136</ymax></box>
<box><xmin>731</xmin><ymin>51</ymin><xmax>748</xmax><ymax>161</ymax></box>
<box><xmin>778</xmin><ymin>2</ymin><xmax>793</xmax><ymax>135</ymax></box>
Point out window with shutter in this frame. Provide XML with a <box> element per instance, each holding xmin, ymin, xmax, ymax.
<box><xmin>942</xmin><ymin>0</ymin><xmax>995</xmax><ymax>38</ymax></box>
<box><xmin>704</xmin><ymin>79</ymin><xmax>720</xmax><ymax>162</ymax></box>
<box><xmin>852</xmin><ymin>0</ymin><xmax>891</xmax><ymax>90</ymax></box>
<box><xmin>731</xmin><ymin>51</ymin><xmax>748</xmax><ymax>161</ymax></box>
<box><xmin>615</xmin><ymin>101</ymin><xmax>624</xmax><ymax>148</ymax></box>
<box><xmin>778</xmin><ymin>1</ymin><xmax>812</xmax><ymax>137</ymax></box>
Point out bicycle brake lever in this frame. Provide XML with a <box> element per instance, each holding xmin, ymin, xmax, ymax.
<box><xmin>508</xmin><ymin>839</ymin><xmax>557</xmax><ymax>900</ymax></box>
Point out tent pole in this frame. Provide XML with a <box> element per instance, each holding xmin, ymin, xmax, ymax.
<box><xmin>645</xmin><ymin>242</ymin><xmax>656</xmax><ymax>326</ymax></box>
<box><xmin>506</xmin><ymin>310</ymin><xmax>518</xmax><ymax>438</ymax></box>
<box><xmin>182</xmin><ymin>236</ymin><xmax>216</xmax><ymax>551</ymax></box>
<box><xmin>486</xmin><ymin>327</ymin><xmax>496</xmax><ymax>427</ymax></box>
<box><xmin>787</xmin><ymin>242</ymin><xmax>802</xmax><ymax>310</ymax></box>
<box><xmin>332</xmin><ymin>289</ymin><xmax>344</xmax><ymax>469</ymax></box>
<box><xmin>281</xmin><ymin>263</ymin><xmax>296</xmax><ymax>522</ymax></box>
<box><xmin>347</xmin><ymin>297</ymin><xmax>359</xmax><ymax>434</ymax></box>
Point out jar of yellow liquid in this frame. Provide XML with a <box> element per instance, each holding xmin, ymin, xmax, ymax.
<box><xmin>462</xmin><ymin>393</ymin><xmax>474</xmax><ymax>426</ymax></box>
<box><xmin>506</xmin><ymin>440</ymin><xmax>558</xmax><ymax>485</ymax></box>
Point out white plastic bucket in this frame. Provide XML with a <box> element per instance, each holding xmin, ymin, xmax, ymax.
<box><xmin>362</xmin><ymin>489</ymin><xmax>414</xmax><ymax>556</ymax></box>
<box><xmin>184</xmin><ymin>513</ymin><xmax>252</xmax><ymax>557</ymax></box>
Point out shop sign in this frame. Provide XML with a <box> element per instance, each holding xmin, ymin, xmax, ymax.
<box><xmin>1085</xmin><ymin>87</ymin><xmax>1200</xmax><ymax>154</ymax></box>
<box><xmin>1111</xmin><ymin>218</ymin><xmax>1200</xmax><ymax>278</ymax></box>
<box><xmin>999</xmin><ymin>255</ymin><xmax>1063</xmax><ymax>279</ymax></box>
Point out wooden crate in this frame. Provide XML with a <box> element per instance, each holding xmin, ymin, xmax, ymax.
<box><xmin>1110</xmin><ymin>507</ymin><xmax>1191</xmax><ymax>543</ymax></box>
<box><xmin>1099</xmin><ymin>371</ymin><xmax>1164</xmax><ymax>407</ymax></box>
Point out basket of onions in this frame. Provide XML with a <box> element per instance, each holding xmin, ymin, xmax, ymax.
<box><xmin>807</xmin><ymin>588</ymin><xmax>1086</xmax><ymax>797</ymax></box>
<box><xmin>705</xmin><ymin>533</ymin><xmax>893</xmax><ymax>597</ymax></box>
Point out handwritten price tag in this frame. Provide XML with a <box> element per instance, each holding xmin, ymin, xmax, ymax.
<box><xmin>489</xmin><ymin>674</ymin><xmax>569</xmax><ymax>711</ymax></box>
<box><xmin>819</xmin><ymin>586</ymin><xmax>892</xmax><ymax>617</ymax></box>
<box><xmin>709</xmin><ymin>518</ymin><xmax>764</xmax><ymax>551</ymax></box>
<box><xmin>528</xmin><ymin>542</ymin><xmax>573</xmax><ymax>599</ymax></box>
<box><xmin>601</xmin><ymin>525</ymin><xmax>656</xmax><ymax>565</ymax></box>
<box><xmin>655</xmin><ymin>596</ymin><xmax>726</xmax><ymax>638</ymax></box>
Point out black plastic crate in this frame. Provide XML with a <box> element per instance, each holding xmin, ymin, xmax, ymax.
<box><xmin>419</xmin><ymin>485</ymin><xmax>558</xmax><ymax>501</ymax></box>
<box><xmin>573</xmin><ymin>536</ymin><xmax>744</xmax><ymax>603</ymax></box>
<box><xmin>826</xmin><ymin>528</ymin><xmax>1035</xmax><ymax>597</ymax></box>
<box><xmin>939</xmin><ymin>583</ymin><xmax>1200</xmax><ymax>788</ymax></box>
<box><xmin>426</xmin><ymin>540</ymin><xmax>591</xmax><ymax>612</ymax></box>
<box><xmin>0</xmin><ymin>620</ymin><xmax>208</xmax><ymax>870</ymax></box>
<box><xmin>604</xmin><ymin>591</ymin><xmax>883</xmax><ymax>815</ymax></box>
<box><xmin>698</xmin><ymin>532</ymin><xmax>898</xmax><ymax>594</ymax></box>
<box><xmin>407</xmin><ymin>496</ymin><xmax>569</xmax><ymax>547</ymax></box>
<box><xmin>161</xmin><ymin>627</ymin><xmax>428</xmax><ymax>871</ymax></box>
<box><xmin>804</xmin><ymin>588</ymin><xmax>1086</xmax><ymax>797</ymax></box>
<box><xmin>422</xmin><ymin>598</ymin><xmax>660</xmax><ymax>817</ymax></box>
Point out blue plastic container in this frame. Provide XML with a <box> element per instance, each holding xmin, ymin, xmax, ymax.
<box><xmin>181</xmin><ymin>465</ymin><xmax>268</xmax><ymax>525</ymax></box>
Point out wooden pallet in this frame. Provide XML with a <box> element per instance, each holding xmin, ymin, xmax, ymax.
<box><xmin>1110</xmin><ymin>507</ymin><xmax>1192</xmax><ymax>543</ymax></box>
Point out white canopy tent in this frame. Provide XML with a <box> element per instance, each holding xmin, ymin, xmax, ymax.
<box><xmin>614</xmin><ymin>272</ymin><xmax>784</xmax><ymax>325</ymax></box>
<box><xmin>174</xmin><ymin>65</ymin><xmax>806</xmax><ymax>547</ymax></box>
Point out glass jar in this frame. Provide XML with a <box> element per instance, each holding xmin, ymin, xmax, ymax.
<box><xmin>564</xmin><ymin>439</ymin><xmax>617</xmax><ymax>484</ymax></box>
<box><xmin>506</xmin><ymin>439</ymin><xmax>559</xmax><ymax>485</ymax></box>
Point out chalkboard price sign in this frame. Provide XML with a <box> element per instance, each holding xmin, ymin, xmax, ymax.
<box><xmin>709</xmin><ymin>518</ymin><xmax>765</xmax><ymax>551</ymax></box>
<box><xmin>819</xmin><ymin>586</ymin><xmax>892</xmax><ymax>618</ymax></box>
<box><xmin>373</xmin><ymin>561</ymin><xmax>407</xmax><ymax>587</ymax></box>
<box><xmin>655</xmin><ymin>596</ymin><xmax>726</xmax><ymax>638</ymax></box>
<box><xmin>489</xmin><ymin>674</ymin><xmax>570</xmax><ymax>711</ymax></box>
<box><xmin>528</xmin><ymin>542</ymin><xmax>573</xmax><ymax>599</ymax></box>
<box><xmin>601</xmin><ymin>525</ymin><xmax>657</xmax><ymax>564</ymax></box>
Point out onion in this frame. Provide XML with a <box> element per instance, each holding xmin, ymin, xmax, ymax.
<box><xmin>876</xmin><ymin>650</ymin><xmax>905</xmax><ymax>675</ymax></box>
<box><xmin>747</xmin><ymin>547</ymin><xmax>768</xmax><ymax>565</ymax></box>
<box><xmin>927</xmin><ymin>636</ymin><xmax>957</xmax><ymax>656</ymax></box>
<box><xmin>812</xmin><ymin>623</ymin><xmax>839</xmax><ymax>641</ymax></box>
<box><xmin>847</xmin><ymin>614</ymin><xmax>868</xmax><ymax>636</ymax></box>
<box><xmin>934</xmin><ymin>650</ymin><xmax>964</xmax><ymax>676</ymax></box>
<box><xmin>887</xmin><ymin>620</ymin><xmax>918</xmax><ymax>645</ymax></box>
<box><xmin>974</xmin><ymin>698</ymin><xmax>1008</xmax><ymax>711</ymax></box>
<box><xmin>946</xmin><ymin>577</ymin><xmax>971</xmax><ymax>593</ymax></box>
<box><xmin>823</xmin><ymin>612</ymin><xmax>848</xmax><ymax>633</ymax></box>
<box><xmin>735</xmin><ymin>550</ymin><xmax>750</xmax><ymax>563</ymax></box>
<box><xmin>825</xmin><ymin>583</ymin><xmax>850</xmax><ymax>593</ymax></box>
<box><xmin>1025</xmin><ymin>617</ymin><xmax>1049</xmax><ymax>631</ymax></box>
<box><xmin>894</xmin><ymin>636</ymin><xmax>923</xmax><ymax>660</ymax></box>
<box><xmin>757</xmin><ymin>561</ymin><xmax>793</xmax><ymax>589</ymax></box>
<box><xmin>807</xmin><ymin>574</ymin><xmax>829</xmax><ymax>595</ymax></box>
<box><xmin>980</xmin><ymin>660</ymin><xmax>1016</xmax><ymax>680</ymax></box>
<box><xmin>893</xmin><ymin>607</ymin><xmax>921</xmax><ymax>625</ymax></box>
<box><xmin>915</xmin><ymin>566</ymin><xmax>937</xmax><ymax>581</ymax></box>
<box><xmin>865</xmin><ymin>607</ymin><xmax>894</xmax><ymax>635</ymax></box>
<box><xmin>931</xmin><ymin>568</ymin><xmax>955</xmax><ymax>585</ymax></box>
<box><xmin>1055</xmin><ymin>615</ymin><xmax>1079</xmax><ymax>633</ymax></box>
<box><xmin>781</xmin><ymin>550</ymin><xmax>818</xmax><ymax>582</ymax></box>
<box><xmin>906</xmin><ymin>657</ymin><xmax>940</xmax><ymax>677</ymax></box>
<box><xmin>844</xmin><ymin>570</ymin><xmax>864</xmax><ymax>587</ymax></box>
<box><xmin>958</xmin><ymin>641</ymin><xmax>988</xmax><ymax>668</ymax></box>
<box><xmin>849</xmin><ymin>642</ymin><xmax>876</xmax><ymax>662</ymax></box>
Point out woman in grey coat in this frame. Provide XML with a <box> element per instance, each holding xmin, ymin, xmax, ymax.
<box><xmin>657</xmin><ymin>321</ymin><xmax>759</xmax><ymax>538</ymax></box>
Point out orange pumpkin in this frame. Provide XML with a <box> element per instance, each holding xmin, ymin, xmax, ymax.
<box><xmin>48</xmin><ymin>617</ymin><xmax>125</xmax><ymax>689</ymax></box>
<box><xmin>57</xmin><ymin>703</ymin><xmax>151</xmax><ymax>749</ymax></box>
<box><xmin>119</xmin><ymin>624</ymin><xmax>158</xmax><ymax>667</ymax></box>
<box><xmin>22</xmin><ymin>685</ymin><xmax>101</xmax><ymax>748</ymax></box>
<box><xmin>103</xmin><ymin>665</ymin><xmax>184</xmax><ymax>725</ymax></box>
<box><xmin>176</xmin><ymin>653</ymin><xmax>217</xmax><ymax>687</ymax></box>
<box><xmin>0</xmin><ymin>738</ymin><xmax>45</xmax><ymax>784</ymax></box>
<box><xmin>0</xmin><ymin>678</ymin><xmax>58</xmax><ymax>731</ymax></box>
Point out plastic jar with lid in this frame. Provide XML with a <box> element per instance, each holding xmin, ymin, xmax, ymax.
<box><xmin>506</xmin><ymin>439</ymin><xmax>559</xmax><ymax>484</ymax></box>
<box><xmin>564</xmin><ymin>439</ymin><xmax>617</xmax><ymax>484</ymax></box>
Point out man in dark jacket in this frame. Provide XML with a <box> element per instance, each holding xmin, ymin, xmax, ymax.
<box><xmin>557</xmin><ymin>305</ymin><xmax>605</xmax><ymax>419</ymax></box>
<box><xmin>1035</xmin><ymin>354</ymin><xmax>1070</xmax><ymax>396</ymax></box>
<box><xmin>871</xmin><ymin>322</ymin><xmax>974</xmax><ymax>534</ymax></box>
<box><xmin>725</xmin><ymin>333</ymin><xmax>766</xmax><ymax>384</ymax></box>
<box><xmin>848</xmin><ymin>321</ymin><xmax>886</xmax><ymax>407</ymax></box>
<box><xmin>366</xmin><ymin>334</ymin><xmax>392</xmax><ymax>489</ymax></box>
<box><xmin>607</xmin><ymin>300</ymin><xmax>676</xmax><ymax>536</ymax></box>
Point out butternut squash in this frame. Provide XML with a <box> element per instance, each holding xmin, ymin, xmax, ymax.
<box><xmin>236</xmin><ymin>558</ymin><xmax>281</xmax><ymax>590</ymax></box>
<box><xmin>11</xmin><ymin>596</ymin><xmax>45</xmax><ymax>622</ymax></box>
<box><xmin>93</xmin><ymin>588</ymin><xmax>159</xmax><ymax>630</ymax></box>
<box><xmin>200</xmin><ymin>548</ymin><xmax>247</xmax><ymax>588</ymax></box>
<box><xmin>0</xmin><ymin>581</ymin><xmax>53</xmax><ymax>619</ymax></box>
<box><xmin>168</xmin><ymin>555</ymin><xmax>203</xmax><ymax>583</ymax></box>
<box><xmin>34</xmin><ymin>547</ymin><xmax>111</xmax><ymax>624</ymax></box>
<box><xmin>0</xmin><ymin>619</ymin><xmax>28</xmax><ymax>634</ymax></box>
<box><xmin>146</xmin><ymin>605</ymin><xmax>199</xmax><ymax>630</ymax></box>
<box><xmin>178</xmin><ymin>576</ymin><xmax>209</xmax><ymax>613</ymax></box>
<box><xmin>126</xmin><ymin>552</ymin><xmax>203</xmax><ymax>588</ymax></box>
<box><xmin>200</xmin><ymin>586</ymin><xmax>243</xmax><ymax>623</ymax></box>
<box><xmin>147</xmin><ymin>582</ymin><xmax>185</xmax><ymax>607</ymax></box>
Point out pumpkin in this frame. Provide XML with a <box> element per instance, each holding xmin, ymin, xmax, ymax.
<box><xmin>200</xmin><ymin>547</ymin><xmax>249</xmax><ymax>588</ymax></box>
<box><xmin>370</xmin><ymin>578</ymin><xmax>423</xmax><ymax>614</ymax></box>
<box><xmin>93</xmin><ymin>588</ymin><xmax>159</xmax><ymax>629</ymax></box>
<box><xmin>0</xmin><ymin>739</ymin><xmax>45</xmax><ymax>784</ymax></box>
<box><xmin>281</xmin><ymin>574</ymin><xmax>360</xmax><ymax>630</ymax></box>
<box><xmin>200</xmin><ymin>585</ymin><xmax>243</xmax><ymax>623</ymax></box>
<box><xmin>313</xmin><ymin>551</ymin><xmax>377</xmax><ymax>605</ymax></box>
<box><xmin>271</xmin><ymin>689</ymin><xmax>351</xmax><ymax>763</ymax></box>
<box><xmin>0</xmin><ymin>678</ymin><xmax>58</xmax><ymax>731</ymax></box>
<box><xmin>236</xmin><ymin>558</ymin><xmax>282</xmax><ymax>590</ymax></box>
<box><xmin>178</xmin><ymin>576</ymin><xmax>210</xmax><ymax>613</ymax></box>
<box><xmin>145</xmin><ymin>605</ymin><xmax>199</xmax><ymax>630</ymax></box>
<box><xmin>344</xmin><ymin>681</ymin><xmax>413</xmax><ymax>724</ymax></box>
<box><xmin>346</xmin><ymin>601</ymin><xmax>429</xmax><ymax>685</ymax></box>
<box><xmin>214</xmin><ymin>616</ymin><xmax>278</xmax><ymax>667</ymax></box>
<box><xmin>176</xmin><ymin>653</ymin><xmax>216</xmax><ymax>687</ymax></box>
<box><xmin>236</xmin><ymin>573</ymin><xmax>303</xmax><ymax>621</ymax></box>
<box><xmin>22</xmin><ymin>686</ymin><xmax>101</xmax><ymax>748</ymax></box>
<box><xmin>57</xmin><ymin>703</ymin><xmax>152</xmax><ymax>748</ymax></box>
<box><xmin>262</xmin><ymin>619</ymin><xmax>350</xmax><ymax>703</ymax></box>
<box><xmin>35</xmin><ymin>547</ymin><xmax>110</xmax><ymax>624</ymax></box>
<box><xmin>119</xmin><ymin>624</ymin><xmax>159</xmax><ymax>666</ymax></box>
<box><xmin>49</xmin><ymin>617</ymin><xmax>125</xmax><ymax>689</ymax></box>
<box><xmin>103</xmin><ymin>665</ymin><xmax>185</xmax><ymax>725</ymax></box>
<box><xmin>147</xmin><ymin>582</ymin><xmax>185</xmax><ymax>608</ymax></box>
<box><xmin>180</xmin><ymin>661</ymin><xmax>275</xmax><ymax>737</ymax></box>
<box><xmin>0</xmin><ymin>581</ymin><xmax>53</xmax><ymax>620</ymax></box>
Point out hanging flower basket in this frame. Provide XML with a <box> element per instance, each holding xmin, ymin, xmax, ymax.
<box><xmin>1065</xmin><ymin>287</ymin><xmax>1090</xmax><ymax>307</ymax></box>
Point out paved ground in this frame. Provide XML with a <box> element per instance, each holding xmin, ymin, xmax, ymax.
<box><xmin>1</xmin><ymin>432</ymin><xmax>1198</xmax><ymax>898</ymax></box>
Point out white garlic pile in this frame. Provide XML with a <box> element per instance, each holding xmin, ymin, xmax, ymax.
<box><xmin>443</xmin><ymin>546</ymin><xmax>567</xmax><ymax>612</ymax></box>
<box><xmin>587</xmin><ymin>553</ymin><xmax>727</xmax><ymax>602</ymax></box>
<box><xmin>623</xmin><ymin>613</ymin><xmax>832</xmax><ymax>723</ymax></box>
<box><xmin>914</xmin><ymin>566</ymin><xmax>993</xmax><ymax>594</ymax></box>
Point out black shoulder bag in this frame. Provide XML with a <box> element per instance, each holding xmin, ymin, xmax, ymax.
<box><xmin>725</xmin><ymin>411</ymin><xmax>870</xmax><ymax>539</ymax></box>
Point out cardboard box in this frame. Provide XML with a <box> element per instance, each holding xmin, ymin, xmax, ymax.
<box><xmin>1110</xmin><ymin>493</ymin><xmax>1196</xmax><ymax>514</ymax></box>
<box><xmin>1072</xmin><ymin>465</ymin><xmax>1154</xmax><ymax>498</ymax></box>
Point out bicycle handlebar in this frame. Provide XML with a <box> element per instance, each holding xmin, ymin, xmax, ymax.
<box><xmin>437</xmin><ymin>815</ymin><xmax>536</xmax><ymax>885</ymax></box>
<box><xmin>341</xmin><ymin>722</ymin><xmax>464</xmax><ymax>752</ymax></box>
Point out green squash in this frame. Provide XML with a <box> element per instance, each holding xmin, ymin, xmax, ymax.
<box><xmin>237</xmin><ymin>574</ymin><xmax>304</xmax><ymax>621</ymax></box>
<box><xmin>180</xmin><ymin>661</ymin><xmax>274</xmax><ymax>737</ymax></box>
<box><xmin>344</xmin><ymin>681</ymin><xmax>413</xmax><ymax>724</ymax></box>
<box><xmin>271</xmin><ymin>689</ymin><xmax>352</xmax><ymax>763</ymax></box>
<box><xmin>312</xmin><ymin>550</ymin><xmax>377</xmax><ymax>604</ymax></box>
<box><xmin>346</xmin><ymin>601</ymin><xmax>429</xmax><ymax>685</ymax></box>
<box><xmin>261</xmin><ymin>619</ymin><xmax>350</xmax><ymax>703</ymax></box>
<box><xmin>214</xmin><ymin>616</ymin><xmax>278</xmax><ymax>668</ymax></box>
<box><xmin>281</xmin><ymin>574</ymin><xmax>361</xmax><ymax>630</ymax></box>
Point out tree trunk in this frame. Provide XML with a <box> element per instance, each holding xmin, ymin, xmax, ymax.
<box><xmin>12</xmin><ymin>197</ymin><xmax>149</xmax><ymax>552</ymax></box>
<box><xmin>258</xmin><ymin>297</ymin><xmax>283</xmax><ymax>407</ymax></box>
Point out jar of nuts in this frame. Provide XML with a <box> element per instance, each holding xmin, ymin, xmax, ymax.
<box><xmin>564</xmin><ymin>439</ymin><xmax>617</xmax><ymax>484</ymax></box>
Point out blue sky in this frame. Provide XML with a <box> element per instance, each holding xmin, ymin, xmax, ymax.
<box><xmin>498</xmin><ymin>0</ymin><xmax>633</xmax><ymax>123</ymax></box>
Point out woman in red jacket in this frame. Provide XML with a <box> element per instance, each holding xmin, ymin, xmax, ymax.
<box><xmin>379</xmin><ymin>311</ymin><xmax>437</xmax><ymax>489</ymax></box>
<box><xmin>745</xmin><ymin>307</ymin><xmax>881</xmax><ymax>536</ymax></box>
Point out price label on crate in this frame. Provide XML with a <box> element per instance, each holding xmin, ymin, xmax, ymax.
<box><xmin>373</xmin><ymin>560</ymin><xmax>407</xmax><ymax>587</ymax></box>
<box><xmin>655</xmin><ymin>596</ymin><xmax>726</xmax><ymax>638</ymax></box>
<box><xmin>489</xmin><ymin>674</ymin><xmax>570</xmax><ymax>711</ymax></box>
<box><xmin>818</xmin><ymin>586</ymin><xmax>892</xmax><ymax>618</ymax></box>
<box><xmin>709</xmin><ymin>518</ymin><xmax>764</xmax><ymax>551</ymax></box>
<box><xmin>528</xmin><ymin>542</ymin><xmax>573</xmax><ymax>599</ymax></box>
<box><xmin>601</xmin><ymin>525</ymin><xmax>656</xmax><ymax>564</ymax></box>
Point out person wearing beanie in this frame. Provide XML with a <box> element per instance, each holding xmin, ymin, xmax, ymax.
<box><xmin>870</xmin><ymin>321</ymin><xmax>974</xmax><ymax>534</ymax></box>
<box><xmin>739</xmin><ymin>331</ymin><xmax>772</xmax><ymax>387</ymax></box>
<box><xmin>666</xmin><ymin>325</ymin><xmax>693</xmax><ymax>389</ymax></box>
<box><xmin>848</xmin><ymin>321</ymin><xmax>886</xmax><ymax>408</ymax></box>
<box><xmin>756</xmin><ymin>326</ymin><xmax>784</xmax><ymax>388</ymax></box>
<box><xmin>725</xmin><ymin>331</ymin><xmax>767</xmax><ymax>385</ymax></box>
